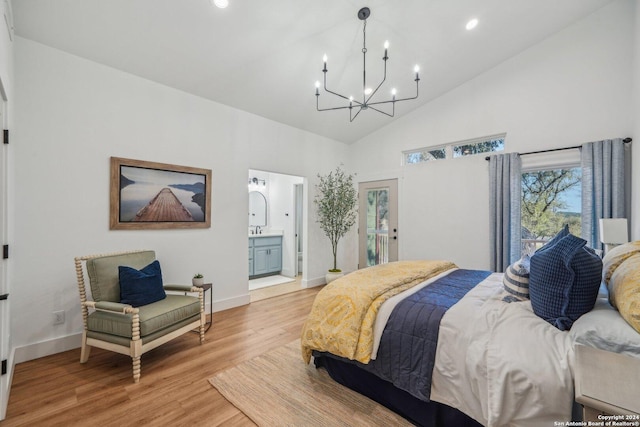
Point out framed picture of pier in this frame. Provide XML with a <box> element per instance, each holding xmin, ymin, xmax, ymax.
<box><xmin>110</xmin><ymin>157</ymin><xmax>212</xmax><ymax>230</ymax></box>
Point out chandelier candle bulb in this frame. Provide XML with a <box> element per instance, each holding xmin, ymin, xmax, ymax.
<box><xmin>384</xmin><ymin>40</ymin><xmax>389</xmax><ymax>59</ymax></box>
<box><xmin>323</xmin><ymin>54</ymin><xmax>327</xmax><ymax>71</ymax></box>
<box><xmin>315</xmin><ymin>81</ymin><xmax>320</xmax><ymax>96</ymax></box>
<box><xmin>466</xmin><ymin>18</ymin><xmax>479</xmax><ymax>31</ymax></box>
<box><xmin>211</xmin><ymin>0</ymin><xmax>229</xmax><ymax>9</ymax></box>
<box><xmin>414</xmin><ymin>65</ymin><xmax>420</xmax><ymax>81</ymax></box>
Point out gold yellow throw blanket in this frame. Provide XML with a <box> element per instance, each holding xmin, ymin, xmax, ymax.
<box><xmin>301</xmin><ymin>260</ymin><xmax>457</xmax><ymax>364</ymax></box>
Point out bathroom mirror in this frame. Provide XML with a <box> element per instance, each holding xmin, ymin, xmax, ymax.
<box><xmin>248</xmin><ymin>191</ymin><xmax>267</xmax><ymax>226</ymax></box>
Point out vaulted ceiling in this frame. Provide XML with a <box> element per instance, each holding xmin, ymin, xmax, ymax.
<box><xmin>13</xmin><ymin>0</ymin><xmax>615</xmax><ymax>143</ymax></box>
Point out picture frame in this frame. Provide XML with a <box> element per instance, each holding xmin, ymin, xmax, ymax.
<box><xmin>110</xmin><ymin>157</ymin><xmax>212</xmax><ymax>230</ymax></box>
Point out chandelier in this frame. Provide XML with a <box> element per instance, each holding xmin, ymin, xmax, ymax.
<box><xmin>315</xmin><ymin>7</ymin><xmax>420</xmax><ymax>122</ymax></box>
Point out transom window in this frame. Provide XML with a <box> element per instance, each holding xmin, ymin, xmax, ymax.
<box><xmin>452</xmin><ymin>136</ymin><xmax>505</xmax><ymax>158</ymax></box>
<box><xmin>403</xmin><ymin>133</ymin><xmax>505</xmax><ymax>165</ymax></box>
<box><xmin>404</xmin><ymin>147</ymin><xmax>446</xmax><ymax>164</ymax></box>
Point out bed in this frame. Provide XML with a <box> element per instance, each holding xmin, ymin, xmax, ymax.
<box><xmin>300</xmin><ymin>238</ymin><xmax>640</xmax><ymax>427</ymax></box>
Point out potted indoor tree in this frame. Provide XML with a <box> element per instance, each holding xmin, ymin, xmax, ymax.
<box><xmin>314</xmin><ymin>165</ymin><xmax>358</xmax><ymax>283</ymax></box>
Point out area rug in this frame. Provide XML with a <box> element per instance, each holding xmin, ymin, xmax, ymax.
<box><xmin>209</xmin><ymin>340</ymin><xmax>412</xmax><ymax>426</ymax></box>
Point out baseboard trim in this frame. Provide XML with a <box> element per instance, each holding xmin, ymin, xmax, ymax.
<box><xmin>14</xmin><ymin>333</ymin><xmax>82</xmax><ymax>364</ymax></box>
<box><xmin>302</xmin><ymin>270</ymin><xmax>354</xmax><ymax>288</ymax></box>
<box><xmin>302</xmin><ymin>276</ymin><xmax>326</xmax><ymax>288</ymax></box>
<box><xmin>212</xmin><ymin>293</ymin><xmax>250</xmax><ymax>313</ymax></box>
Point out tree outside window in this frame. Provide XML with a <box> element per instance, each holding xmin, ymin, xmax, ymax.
<box><xmin>453</xmin><ymin>138</ymin><xmax>504</xmax><ymax>157</ymax></box>
<box><xmin>521</xmin><ymin>168</ymin><xmax>581</xmax><ymax>254</ymax></box>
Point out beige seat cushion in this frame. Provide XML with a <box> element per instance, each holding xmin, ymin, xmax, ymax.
<box><xmin>87</xmin><ymin>294</ymin><xmax>201</xmax><ymax>338</ymax></box>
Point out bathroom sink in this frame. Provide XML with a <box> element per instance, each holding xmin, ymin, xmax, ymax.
<box><xmin>248</xmin><ymin>230</ymin><xmax>283</xmax><ymax>237</ymax></box>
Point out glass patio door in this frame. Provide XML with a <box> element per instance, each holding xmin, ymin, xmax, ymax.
<box><xmin>358</xmin><ymin>179</ymin><xmax>398</xmax><ymax>268</ymax></box>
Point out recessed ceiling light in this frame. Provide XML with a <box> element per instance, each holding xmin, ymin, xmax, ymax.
<box><xmin>466</xmin><ymin>18</ymin><xmax>478</xmax><ymax>31</ymax></box>
<box><xmin>211</xmin><ymin>0</ymin><xmax>229</xmax><ymax>9</ymax></box>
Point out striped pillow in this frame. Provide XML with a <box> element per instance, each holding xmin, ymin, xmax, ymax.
<box><xmin>503</xmin><ymin>255</ymin><xmax>530</xmax><ymax>301</ymax></box>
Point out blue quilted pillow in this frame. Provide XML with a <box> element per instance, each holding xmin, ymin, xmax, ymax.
<box><xmin>119</xmin><ymin>260</ymin><xmax>166</xmax><ymax>307</ymax></box>
<box><xmin>535</xmin><ymin>224</ymin><xmax>569</xmax><ymax>254</ymax></box>
<box><xmin>529</xmin><ymin>234</ymin><xmax>602</xmax><ymax>330</ymax></box>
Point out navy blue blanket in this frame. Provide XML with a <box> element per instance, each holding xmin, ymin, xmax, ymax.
<box><xmin>318</xmin><ymin>269</ymin><xmax>491</xmax><ymax>402</ymax></box>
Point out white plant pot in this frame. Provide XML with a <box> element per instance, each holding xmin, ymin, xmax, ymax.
<box><xmin>325</xmin><ymin>271</ymin><xmax>344</xmax><ymax>284</ymax></box>
<box><xmin>192</xmin><ymin>277</ymin><xmax>204</xmax><ymax>286</ymax></box>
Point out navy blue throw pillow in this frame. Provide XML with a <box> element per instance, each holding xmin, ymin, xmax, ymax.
<box><xmin>529</xmin><ymin>234</ymin><xmax>602</xmax><ymax>330</ymax></box>
<box><xmin>119</xmin><ymin>260</ymin><xmax>166</xmax><ymax>307</ymax></box>
<box><xmin>535</xmin><ymin>224</ymin><xmax>569</xmax><ymax>254</ymax></box>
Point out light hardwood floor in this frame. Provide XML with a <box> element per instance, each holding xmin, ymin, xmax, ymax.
<box><xmin>3</xmin><ymin>286</ymin><xmax>323</xmax><ymax>427</ymax></box>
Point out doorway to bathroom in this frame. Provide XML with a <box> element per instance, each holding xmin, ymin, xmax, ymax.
<box><xmin>247</xmin><ymin>169</ymin><xmax>306</xmax><ymax>300</ymax></box>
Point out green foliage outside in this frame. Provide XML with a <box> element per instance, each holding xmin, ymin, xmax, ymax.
<box><xmin>406</xmin><ymin>148</ymin><xmax>446</xmax><ymax>163</ymax></box>
<box><xmin>521</xmin><ymin>168</ymin><xmax>581</xmax><ymax>252</ymax></box>
<box><xmin>366</xmin><ymin>189</ymin><xmax>388</xmax><ymax>266</ymax></box>
<box><xmin>314</xmin><ymin>166</ymin><xmax>358</xmax><ymax>272</ymax></box>
<box><xmin>453</xmin><ymin>138</ymin><xmax>504</xmax><ymax>157</ymax></box>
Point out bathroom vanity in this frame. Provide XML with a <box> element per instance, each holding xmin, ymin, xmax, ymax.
<box><xmin>249</xmin><ymin>234</ymin><xmax>282</xmax><ymax>278</ymax></box>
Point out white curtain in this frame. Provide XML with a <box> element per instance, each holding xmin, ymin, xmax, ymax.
<box><xmin>489</xmin><ymin>153</ymin><xmax>522</xmax><ymax>272</ymax></box>
<box><xmin>581</xmin><ymin>138</ymin><xmax>626</xmax><ymax>250</ymax></box>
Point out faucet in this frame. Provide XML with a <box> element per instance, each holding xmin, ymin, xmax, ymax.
<box><xmin>256</xmin><ymin>226</ymin><xmax>261</xmax><ymax>234</ymax></box>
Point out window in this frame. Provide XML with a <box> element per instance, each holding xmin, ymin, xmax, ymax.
<box><xmin>452</xmin><ymin>136</ymin><xmax>505</xmax><ymax>158</ymax></box>
<box><xmin>521</xmin><ymin>167</ymin><xmax>581</xmax><ymax>254</ymax></box>
<box><xmin>404</xmin><ymin>147</ymin><xmax>446</xmax><ymax>164</ymax></box>
<box><xmin>403</xmin><ymin>133</ymin><xmax>505</xmax><ymax>165</ymax></box>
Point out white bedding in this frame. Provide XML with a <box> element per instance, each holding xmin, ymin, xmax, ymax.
<box><xmin>368</xmin><ymin>269</ymin><xmax>639</xmax><ymax>426</ymax></box>
<box><xmin>570</xmin><ymin>284</ymin><xmax>640</xmax><ymax>358</ymax></box>
<box><xmin>431</xmin><ymin>273</ymin><xmax>575</xmax><ymax>426</ymax></box>
<box><xmin>374</xmin><ymin>271</ymin><xmax>576</xmax><ymax>426</ymax></box>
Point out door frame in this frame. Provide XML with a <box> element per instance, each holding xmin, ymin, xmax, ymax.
<box><xmin>0</xmin><ymin>77</ymin><xmax>9</xmax><ymax>420</ymax></box>
<box><xmin>294</xmin><ymin>183</ymin><xmax>303</xmax><ymax>277</ymax></box>
<box><xmin>358</xmin><ymin>179</ymin><xmax>398</xmax><ymax>269</ymax></box>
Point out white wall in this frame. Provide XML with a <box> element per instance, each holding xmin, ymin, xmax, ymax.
<box><xmin>12</xmin><ymin>37</ymin><xmax>350</xmax><ymax>361</ymax></box>
<box><xmin>349</xmin><ymin>0</ymin><xmax>635</xmax><ymax>270</ymax></box>
<box><xmin>632</xmin><ymin>0</ymin><xmax>640</xmax><ymax>240</ymax></box>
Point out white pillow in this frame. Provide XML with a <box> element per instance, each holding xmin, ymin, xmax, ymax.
<box><xmin>570</xmin><ymin>296</ymin><xmax>640</xmax><ymax>358</ymax></box>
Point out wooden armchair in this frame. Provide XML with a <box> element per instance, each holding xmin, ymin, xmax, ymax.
<box><xmin>74</xmin><ymin>250</ymin><xmax>205</xmax><ymax>383</ymax></box>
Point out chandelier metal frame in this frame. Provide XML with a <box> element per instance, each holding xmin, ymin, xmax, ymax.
<box><xmin>315</xmin><ymin>7</ymin><xmax>420</xmax><ymax>122</ymax></box>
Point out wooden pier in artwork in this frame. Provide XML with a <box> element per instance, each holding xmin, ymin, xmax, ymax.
<box><xmin>134</xmin><ymin>188</ymin><xmax>194</xmax><ymax>222</ymax></box>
